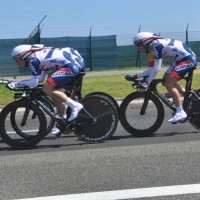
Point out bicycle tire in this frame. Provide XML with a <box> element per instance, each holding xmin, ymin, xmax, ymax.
<box><xmin>74</xmin><ymin>95</ymin><xmax>118</xmax><ymax>143</ymax></box>
<box><xmin>120</xmin><ymin>91</ymin><xmax>164</xmax><ymax>137</ymax></box>
<box><xmin>37</xmin><ymin>96</ymin><xmax>56</xmax><ymax>136</ymax></box>
<box><xmin>10</xmin><ymin>97</ymin><xmax>55</xmax><ymax>138</ymax></box>
<box><xmin>86</xmin><ymin>92</ymin><xmax>120</xmax><ymax>117</ymax></box>
<box><xmin>187</xmin><ymin>89</ymin><xmax>200</xmax><ymax>130</ymax></box>
<box><xmin>0</xmin><ymin>100</ymin><xmax>47</xmax><ymax>149</ymax></box>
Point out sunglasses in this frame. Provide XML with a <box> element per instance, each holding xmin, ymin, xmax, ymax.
<box><xmin>134</xmin><ymin>40</ymin><xmax>143</xmax><ymax>47</ymax></box>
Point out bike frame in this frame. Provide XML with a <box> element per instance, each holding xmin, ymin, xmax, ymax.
<box><xmin>12</xmin><ymin>72</ymin><xmax>94</xmax><ymax>129</ymax></box>
<box><xmin>133</xmin><ymin>67</ymin><xmax>200</xmax><ymax>116</ymax></box>
<box><xmin>1</xmin><ymin>69</ymin><xmax>114</xmax><ymax>135</ymax></box>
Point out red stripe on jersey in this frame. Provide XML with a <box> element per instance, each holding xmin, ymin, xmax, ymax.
<box><xmin>46</xmin><ymin>77</ymin><xmax>58</xmax><ymax>87</ymax></box>
<box><xmin>170</xmin><ymin>70</ymin><xmax>182</xmax><ymax>80</ymax></box>
<box><xmin>177</xmin><ymin>60</ymin><xmax>191</xmax><ymax>66</ymax></box>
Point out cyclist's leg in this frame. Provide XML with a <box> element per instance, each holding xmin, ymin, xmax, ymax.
<box><xmin>164</xmin><ymin>76</ymin><xmax>187</xmax><ymax>123</ymax></box>
<box><xmin>164</xmin><ymin>58</ymin><xmax>196</xmax><ymax>123</ymax></box>
<box><xmin>175</xmin><ymin>82</ymin><xmax>185</xmax><ymax>96</ymax></box>
<box><xmin>163</xmin><ymin>74</ymin><xmax>182</xmax><ymax>107</ymax></box>
<box><xmin>43</xmin><ymin>65</ymin><xmax>83</xmax><ymax>120</ymax></box>
<box><xmin>43</xmin><ymin>65</ymin><xmax>83</xmax><ymax>136</ymax></box>
<box><xmin>163</xmin><ymin>65</ymin><xmax>185</xmax><ymax>96</ymax></box>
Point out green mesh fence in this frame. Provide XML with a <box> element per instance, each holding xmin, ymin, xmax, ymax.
<box><xmin>0</xmin><ymin>35</ymin><xmax>199</xmax><ymax>77</ymax></box>
<box><xmin>0</xmin><ymin>35</ymin><xmax>117</xmax><ymax>77</ymax></box>
<box><xmin>0</xmin><ymin>37</ymin><xmax>39</xmax><ymax>77</ymax></box>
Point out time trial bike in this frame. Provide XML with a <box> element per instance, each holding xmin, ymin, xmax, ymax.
<box><xmin>120</xmin><ymin>67</ymin><xmax>200</xmax><ymax>137</ymax></box>
<box><xmin>0</xmin><ymin>70</ymin><xmax>119</xmax><ymax>149</ymax></box>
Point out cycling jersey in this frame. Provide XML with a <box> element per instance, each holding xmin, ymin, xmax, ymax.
<box><xmin>16</xmin><ymin>47</ymin><xmax>85</xmax><ymax>88</ymax></box>
<box><xmin>148</xmin><ymin>52</ymin><xmax>155</xmax><ymax>67</ymax></box>
<box><xmin>152</xmin><ymin>38</ymin><xmax>195</xmax><ymax>60</ymax></box>
<box><xmin>147</xmin><ymin>38</ymin><xmax>197</xmax><ymax>83</ymax></box>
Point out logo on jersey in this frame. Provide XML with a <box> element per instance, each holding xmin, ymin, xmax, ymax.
<box><xmin>175</xmin><ymin>61</ymin><xmax>193</xmax><ymax>72</ymax></box>
<box><xmin>29</xmin><ymin>61</ymin><xmax>38</xmax><ymax>75</ymax></box>
<box><xmin>172</xmin><ymin>48</ymin><xmax>185</xmax><ymax>56</ymax></box>
<box><xmin>51</xmin><ymin>68</ymin><xmax>74</xmax><ymax>77</ymax></box>
<box><xmin>50</xmin><ymin>59</ymin><xmax>65</xmax><ymax>65</ymax></box>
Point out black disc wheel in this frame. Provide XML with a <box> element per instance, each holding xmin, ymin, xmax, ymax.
<box><xmin>187</xmin><ymin>89</ymin><xmax>200</xmax><ymax>130</ymax></box>
<box><xmin>74</xmin><ymin>95</ymin><xmax>118</xmax><ymax>143</ymax></box>
<box><xmin>86</xmin><ymin>92</ymin><xmax>120</xmax><ymax>118</ymax></box>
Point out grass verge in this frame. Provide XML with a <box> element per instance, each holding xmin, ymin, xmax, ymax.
<box><xmin>0</xmin><ymin>68</ymin><xmax>200</xmax><ymax>105</ymax></box>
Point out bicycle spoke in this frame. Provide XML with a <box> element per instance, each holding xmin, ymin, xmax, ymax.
<box><xmin>120</xmin><ymin>92</ymin><xmax>164</xmax><ymax>137</ymax></box>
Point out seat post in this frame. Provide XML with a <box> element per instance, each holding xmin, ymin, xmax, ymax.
<box><xmin>185</xmin><ymin>67</ymin><xmax>196</xmax><ymax>91</ymax></box>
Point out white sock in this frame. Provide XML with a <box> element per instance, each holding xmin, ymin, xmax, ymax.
<box><xmin>61</xmin><ymin>115</ymin><xmax>67</xmax><ymax>120</ymax></box>
<box><xmin>176</xmin><ymin>106</ymin><xmax>182</xmax><ymax>113</ymax></box>
<box><xmin>65</xmin><ymin>98</ymin><xmax>77</xmax><ymax>109</ymax></box>
<box><xmin>65</xmin><ymin>98</ymin><xmax>83</xmax><ymax>121</ymax></box>
<box><xmin>68</xmin><ymin>105</ymin><xmax>83</xmax><ymax>121</ymax></box>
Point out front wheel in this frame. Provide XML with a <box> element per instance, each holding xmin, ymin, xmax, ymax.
<box><xmin>74</xmin><ymin>95</ymin><xmax>118</xmax><ymax>143</ymax></box>
<box><xmin>11</xmin><ymin>97</ymin><xmax>55</xmax><ymax>138</ymax></box>
<box><xmin>0</xmin><ymin>100</ymin><xmax>47</xmax><ymax>149</ymax></box>
<box><xmin>120</xmin><ymin>92</ymin><xmax>164</xmax><ymax>137</ymax></box>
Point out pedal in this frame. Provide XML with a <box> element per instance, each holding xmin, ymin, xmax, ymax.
<box><xmin>63</xmin><ymin>120</ymin><xmax>76</xmax><ymax>129</ymax></box>
<box><xmin>55</xmin><ymin>122</ymin><xmax>74</xmax><ymax>135</ymax></box>
<box><xmin>56</xmin><ymin>123</ymin><xmax>65</xmax><ymax>132</ymax></box>
<box><xmin>63</xmin><ymin>129</ymin><xmax>73</xmax><ymax>135</ymax></box>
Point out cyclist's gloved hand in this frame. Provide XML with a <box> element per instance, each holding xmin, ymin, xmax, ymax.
<box><xmin>6</xmin><ymin>82</ymin><xmax>17</xmax><ymax>90</ymax></box>
<box><xmin>139</xmin><ymin>81</ymin><xmax>149</xmax><ymax>90</ymax></box>
<box><xmin>125</xmin><ymin>74</ymin><xmax>138</xmax><ymax>81</ymax></box>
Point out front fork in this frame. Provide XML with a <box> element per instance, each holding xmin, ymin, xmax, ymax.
<box><xmin>20</xmin><ymin>101</ymin><xmax>32</xmax><ymax>126</ymax></box>
<box><xmin>140</xmin><ymin>91</ymin><xmax>151</xmax><ymax>115</ymax></box>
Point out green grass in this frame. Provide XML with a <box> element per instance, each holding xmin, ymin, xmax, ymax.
<box><xmin>82</xmin><ymin>68</ymin><xmax>200</xmax><ymax>97</ymax></box>
<box><xmin>0</xmin><ymin>68</ymin><xmax>200</xmax><ymax>105</ymax></box>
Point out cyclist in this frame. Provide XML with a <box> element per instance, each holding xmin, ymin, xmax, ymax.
<box><xmin>8</xmin><ymin>44</ymin><xmax>85</xmax><ymax>136</ymax></box>
<box><xmin>126</xmin><ymin>52</ymin><xmax>186</xmax><ymax>96</ymax></box>
<box><xmin>126</xmin><ymin>32</ymin><xmax>197</xmax><ymax>123</ymax></box>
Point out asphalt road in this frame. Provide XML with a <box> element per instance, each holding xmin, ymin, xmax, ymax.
<box><xmin>0</xmin><ymin>107</ymin><xmax>200</xmax><ymax>200</ymax></box>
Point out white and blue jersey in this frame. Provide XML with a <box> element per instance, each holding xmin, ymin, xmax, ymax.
<box><xmin>147</xmin><ymin>38</ymin><xmax>197</xmax><ymax>82</ymax></box>
<box><xmin>152</xmin><ymin>39</ymin><xmax>195</xmax><ymax>60</ymax></box>
<box><xmin>16</xmin><ymin>47</ymin><xmax>85</xmax><ymax>88</ymax></box>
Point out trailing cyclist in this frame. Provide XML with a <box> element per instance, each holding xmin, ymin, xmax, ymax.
<box><xmin>126</xmin><ymin>52</ymin><xmax>186</xmax><ymax>96</ymax></box>
<box><xmin>125</xmin><ymin>32</ymin><xmax>197</xmax><ymax>123</ymax></box>
<box><xmin>8</xmin><ymin>44</ymin><xmax>85</xmax><ymax>136</ymax></box>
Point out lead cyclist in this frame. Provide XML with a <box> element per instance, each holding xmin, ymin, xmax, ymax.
<box><xmin>8</xmin><ymin>44</ymin><xmax>85</xmax><ymax>136</ymax></box>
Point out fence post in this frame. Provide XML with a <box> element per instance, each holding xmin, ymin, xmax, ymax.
<box><xmin>135</xmin><ymin>25</ymin><xmax>141</xmax><ymax>67</ymax></box>
<box><xmin>186</xmin><ymin>23</ymin><xmax>189</xmax><ymax>44</ymax></box>
<box><xmin>89</xmin><ymin>27</ymin><xmax>94</xmax><ymax>71</ymax></box>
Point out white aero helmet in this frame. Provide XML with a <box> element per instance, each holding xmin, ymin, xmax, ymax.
<box><xmin>134</xmin><ymin>32</ymin><xmax>161</xmax><ymax>47</ymax></box>
<box><xmin>11</xmin><ymin>44</ymin><xmax>44</xmax><ymax>60</ymax></box>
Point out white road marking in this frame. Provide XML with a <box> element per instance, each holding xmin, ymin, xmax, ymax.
<box><xmin>7</xmin><ymin>130</ymin><xmax>39</xmax><ymax>134</ymax></box>
<box><xmin>16</xmin><ymin>183</ymin><xmax>200</xmax><ymax>200</ymax></box>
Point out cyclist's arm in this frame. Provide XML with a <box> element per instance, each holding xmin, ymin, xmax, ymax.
<box><xmin>147</xmin><ymin>58</ymin><xmax>162</xmax><ymax>83</ymax></box>
<box><xmin>137</xmin><ymin>68</ymin><xmax>153</xmax><ymax>78</ymax></box>
<box><xmin>147</xmin><ymin>41</ymin><xmax>163</xmax><ymax>83</ymax></box>
<box><xmin>38</xmin><ymin>71</ymin><xmax>48</xmax><ymax>83</ymax></box>
<box><xmin>16</xmin><ymin>57</ymin><xmax>42</xmax><ymax>88</ymax></box>
<box><xmin>137</xmin><ymin>53</ymin><xmax>155</xmax><ymax>78</ymax></box>
<box><xmin>16</xmin><ymin>75</ymin><xmax>40</xmax><ymax>88</ymax></box>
